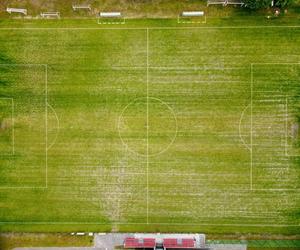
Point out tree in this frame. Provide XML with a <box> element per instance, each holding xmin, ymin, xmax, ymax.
<box><xmin>243</xmin><ymin>0</ymin><xmax>272</xmax><ymax>9</ymax></box>
<box><xmin>243</xmin><ymin>0</ymin><xmax>295</xmax><ymax>9</ymax></box>
<box><xmin>274</xmin><ymin>0</ymin><xmax>295</xmax><ymax>7</ymax></box>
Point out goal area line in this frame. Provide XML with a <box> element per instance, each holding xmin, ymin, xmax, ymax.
<box><xmin>97</xmin><ymin>17</ymin><xmax>126</xmax><ymax>25</ymax></box>
<box><xmin>177</xmin><ymin>15</ymin><xmax>207</xmax><ymax>24</ymax></box>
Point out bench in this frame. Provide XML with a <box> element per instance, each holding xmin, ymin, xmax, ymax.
<box><xmin>6</xmin><ymin>7</ymin><xmax>27</xmax><ymax>15</ymax></box>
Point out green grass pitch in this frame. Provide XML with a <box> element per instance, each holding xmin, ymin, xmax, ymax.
<box><xmin>0</xmin><ymin>20</ymin><xmax>299</xmax><ymax>233</ymax></box>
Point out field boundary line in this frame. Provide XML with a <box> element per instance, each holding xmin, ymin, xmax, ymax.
<box><xmin>252</xmin><ymin>188</ymin><xmax>298</xmax><ymax>191</ymax></box>
<box><xmin>0</xmin><ymin>221</ymin><xmax>298</xmax><ymax>227</ymax></box>
<box><xmin>0</xmin><ymin>25</ymin><xmax>300</xmax><ymax>30</ymax></box>
<box><xmin>1</xmin><ymin>30</ymin><xmax>299</xmax><ymax>225</ymax></box>
<box><xmin>250</xmin><ymin>64</ymin><xmax>253</xmax><ymax>190</ymax></box>
<box><xmin>45</xmin><ymin>65</ymin><xmax>48</xmax><ymax>188</ymax></box>
<box><xmin>249</xmin><ymin>62</ymin><xmax>300</xmax><ymax>65</ymax></box>
<box><xmin>111</xmin><ymin>66</ymin><xmax>249</xmax><ymax>69</ymax></box>
<box><xmin>0</xmin><ymin>64</ymin><xmax>48</xmax><ymax>189</ymax></box>
<box><xmin>152</xmin><ymin>26</ymin><xmax>300</xmax><ymax>29</ymax></box>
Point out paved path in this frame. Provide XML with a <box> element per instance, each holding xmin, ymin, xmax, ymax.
<box><xmin>94</xmin><ymin>233</ymin><xmax>129</xmax><ymax>249</ymax></box>
<box><xmin>207</xmin><ymin>244</ymin><xmax>247</xmax><ymax>250</ymax></box>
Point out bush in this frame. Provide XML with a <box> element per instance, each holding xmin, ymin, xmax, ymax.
<box><xmin>243</xmin><ymin>0</ymin><xmax>295</xmax><ymax>9</ymax></box>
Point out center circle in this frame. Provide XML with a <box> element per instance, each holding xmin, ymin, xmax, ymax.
<box><xmin>118</xmin><ymin>97</ymin><xmax>177</xmax><ymax>157</ymax></box>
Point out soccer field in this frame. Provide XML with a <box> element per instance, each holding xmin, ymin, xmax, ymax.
<box><xmin>0</xmin><ymin>20</ymin><xmax>299</xmax><ymax>233</ymax></box>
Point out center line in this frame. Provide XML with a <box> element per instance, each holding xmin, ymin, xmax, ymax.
<box><xmin>250</xmin><ymin>63</ymin><xmax>253</xmax><ymax>191</ymax></box>
<box><xmin>285</xmin><ymin>96</ymin><xmax>288</xmax><ymax>157</ymax></box>
<box><xmin>146</xmin><ymin>28</ymin><xmax>149</xmax><ymax>224</ymax></box>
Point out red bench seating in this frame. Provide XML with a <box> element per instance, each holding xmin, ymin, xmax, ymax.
<box><xmin>124</xmin><ymin>237</ymin><xmax>156</xmax><ymax>248</ymax></box>
<box><xmin>163</xmin><ymin>238</ymin><xmax>195</xmax><ymax>248</ymax></box>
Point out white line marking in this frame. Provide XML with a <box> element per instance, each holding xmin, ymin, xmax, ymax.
<box><xmin>177</xmin><ymin>16</ymin><xmax>207</xmax><ymax>24</ymax></box>
<box><xmin>46</xmin><ymin>102</ymin><xmax>60</xmax><ymax>151</ymax></box>
<box><xmin>97</xmin><ymin>17</ymin><xmax>126</xmax><ymax>25</ymax></box>
<box><xmin>45</xmin><ymin>65</ymin><xmax>48</xmax><ymax>188</ymax></box>
<box><xmin>150</xmin><ymin>25</ymin><xmax>300</xmax><ymax>29</ymax></box>
<box><xmin>239</xmin><ymin>103</ymin><xmax>251</xmax><ymax>151</ymax></box>
<box><xmin>0</xmin><ymin>30</ymin><xmax>298</xmax><ymax>225</ymax></box>
<box><xmin>252</xmin><ymin>188</ymin><xmax>298</xmax><ymax>191</ymax></box>
<box><xmin>250</xmin><ymin>63</ymin><xmax>253</xmax><ymax>191</ymax></box>
<box><xmin>0</xmin><ymin>25</ymin><xmax>300</xmax><ymax>30</ymax></box>
<box><xmin>0</xmin><ymin>221</ymin><xmax>298</xmax><ymax>227</ymax></box>
<box><xmin>0</xmin><ymin>186</ymin><xmax>47</xmax><ymax>189</ymax></box>
<box><xmin>146</xmin><ymin>28</ymin><xmax>149</xmax><ymax>224</ymax></box>
<box><xmin>249</xmin><ymin>63</ymin><xmax>300</xmax><ymax>65</ymax></box>
<box><xmin>109</xmin><ymin>66</ymin><xmax>248</xmax><ymax>70</ymax></box>
<box><xmin>12</xmin><ymin>98</ymin><xmax>14</xmax><ymax>155</ymax></box>
<box><xmin>118</xmin><ymin>97</ymin><xmax>178</xmax><ymax>157</ymax></box>
<box><xmin>285</xmin><ymin>96</ymin><xmax>288</xmax><ymax>157</ymax></box>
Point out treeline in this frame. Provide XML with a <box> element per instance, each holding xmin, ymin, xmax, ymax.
<box><xmin>244</xmin><ymin>0</ymin><xmax>295</xmax><ymax>9</ymax></box>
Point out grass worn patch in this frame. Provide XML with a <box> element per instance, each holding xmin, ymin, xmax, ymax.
<box><xmin>0</xmin><ymin>17</ymin><xmax>299</xmax><ymax>233</ymax></box>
